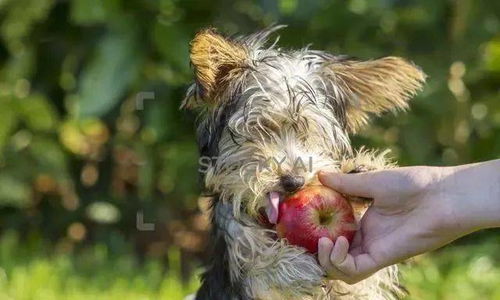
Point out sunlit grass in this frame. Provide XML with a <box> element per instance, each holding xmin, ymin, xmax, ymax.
<box><xmin>0</xmin><ymin>231</ymin><xmax>198</xmax><ymax>300</ymax></box>
<box><xmin>0</xmin><ymin>260</ymin><xmax>198</xmax><ymax>300</ymax></box>
<box><xmin>0</xmin><ymin>232</ymin><xmax>499</xmax><ymax>299</ymax></box>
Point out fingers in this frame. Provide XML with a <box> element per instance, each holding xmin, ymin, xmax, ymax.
<box><xmin>330</xmin><ymin>236</ymin><xmax>349</xmax><ymax>265</ymax></box>
<box><xmin>318</xmin><ymin>171</ymin><xmax>387</xmax><ymax>198</ymax></box>
<box><xmin>318</xmin><ymin>237</ymin><xmax>351</xmax><ymax>281</ymax></box>
<box><xmin>318</xmin><ymin>237</ymin><xmax>334</xmax><ymax>270</ymax></box>
<box><xmin>336</xmin><ymin>253</ymin><xmax>379</xmax><ymax>284</ymax></box>
<box><xmin>318</xmin><ymin>236</ymin><xmax>379</xmax><ymax>284</ymax></box>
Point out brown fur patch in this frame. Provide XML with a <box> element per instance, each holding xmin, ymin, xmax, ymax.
<box><xmin>339</xmin><ymin>149</ymin><xmax>395</xmax><ymax>221</ymax></box>
<box><xmin>189</xmin><ymin>29</ymin><xmax>248</xmax><ymax>104</ymax></box>
<box><xmin>327</xmin><ymin>57</ymin><xmax>426</xmax><ymax>132</ymax></box>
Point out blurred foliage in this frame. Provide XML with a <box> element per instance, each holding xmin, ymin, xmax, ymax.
<box><xmin>403</xmin><ymin>235</ymin><xmax>500</xmax><ymax>300</ymax></box>
<box><xmin>0</xmin><ymin>0</ymin><xmax>498</xmax><ymax>298</ymax></box>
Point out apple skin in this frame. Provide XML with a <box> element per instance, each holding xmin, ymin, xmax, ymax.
<box><xmin>276</xmin><ymin>185</ymin><xmax>357</xmax><ymax>253</ymax></box>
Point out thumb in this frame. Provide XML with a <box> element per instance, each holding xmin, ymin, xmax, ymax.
<box><xmin>318</xmin><ymin>171</ymin><xmax>384</xmax><ymax>198</ymax></box>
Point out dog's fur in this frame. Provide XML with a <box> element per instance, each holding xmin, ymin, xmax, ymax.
<box><xmin>182</xmin><ymin>26</ymin><xmax>425</xmax><ymax>300</ymax></box>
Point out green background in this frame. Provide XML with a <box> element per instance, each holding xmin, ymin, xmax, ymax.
<box><xmin>0</xmin><ymin>0</ymin><xmax>499</xmax><ymax>299</ymax></box>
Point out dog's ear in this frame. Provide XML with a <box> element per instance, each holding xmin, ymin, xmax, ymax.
<box><xmin>326</xmin><ymin>57</ymin><xmax>426</xmax><ymax>133</ymax></box>
<box><xmin>184</xmin><ymin>28</ymin><xmax>248</xmax><ymax>108</ymax></box>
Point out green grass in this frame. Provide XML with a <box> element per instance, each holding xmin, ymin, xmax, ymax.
<box><xmin>0</xmin><ymin>232</ymin><xmax>499</xmax><ymax>300</ymax></box>
<box><xmin>0</xmin><ymin>232</ymin><xmax>199</xmax><ymax>300</ymax></box>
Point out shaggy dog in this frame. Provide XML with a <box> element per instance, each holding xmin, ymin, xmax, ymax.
<box><xmin>182</xmin><ymin>26</ymin><xmax>425</xmax><ymax>300</ymax></box>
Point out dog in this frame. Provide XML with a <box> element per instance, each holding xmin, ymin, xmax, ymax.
<box><xmin>182</xmin><ymin>26</ymin><xmax>425</xmax><ymax>300</ymax></box>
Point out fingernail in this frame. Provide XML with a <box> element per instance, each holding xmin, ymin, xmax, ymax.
<box><xmin>318</xmin><ymin>237</ymin><xmax>331</xmax><ymax>247</ymax></box>
<box><xmin>318</xmin><ymin>171</ymin><xmax>329</xmax><ymax>176</ymax></box>
<box><xmin>318</xmin><ymin>237</ymin><xmax>325</xmax><ymax>248</ymax></box>
<box><xmin>318</xmin><ymin>171</ymin><xmax>333</xmax><ymax>179</ymax></box>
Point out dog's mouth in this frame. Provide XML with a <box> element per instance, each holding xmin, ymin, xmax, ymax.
<box><xmin>265</xmin><ymin>191</ymin><xmax>283</xmax><ymax>224</ymax></box>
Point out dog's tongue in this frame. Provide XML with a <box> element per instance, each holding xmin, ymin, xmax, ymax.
<box><xmin>266</xmin><ymin>192</ymin><xmax>280</xmax><ymax>224</ymax></box>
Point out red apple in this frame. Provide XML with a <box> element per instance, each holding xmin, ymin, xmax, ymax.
<box><xmin>276</xmin><ymin>185</ymin><xmax>357</xmax><ymax>253</ymax></box>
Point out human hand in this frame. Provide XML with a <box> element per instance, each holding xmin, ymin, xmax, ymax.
<box><xmin>316</xmin><ymin>162</ymin><xmax>500</xmax><ymax>284</ymax></box>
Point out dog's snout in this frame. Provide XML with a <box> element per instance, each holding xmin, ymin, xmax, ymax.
<box><xmin>280</xmin><ymin>175</ymin><xmax>305</xmax><ymax>193</ymax></box>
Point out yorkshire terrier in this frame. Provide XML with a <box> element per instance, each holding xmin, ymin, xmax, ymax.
<box><xmin>182</xmin><ymin>26</ymin><xmax>425</xmax><ymax>300</ymax></box>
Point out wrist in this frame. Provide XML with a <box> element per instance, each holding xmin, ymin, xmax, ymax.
<box><xmin>441</xmin><ymin>161</ymin><xmax>500</xmax><ymax>233</ymax></box>
<box><xmin>428</xmin><ymin>166</ymin><xmax>472</xmax><ymax>236</ymax></box>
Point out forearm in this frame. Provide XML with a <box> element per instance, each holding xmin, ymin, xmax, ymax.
<box><xmin>439</xmin><ymin>160</ymin><xmax>500</xmax><ymax>232</ymax></box>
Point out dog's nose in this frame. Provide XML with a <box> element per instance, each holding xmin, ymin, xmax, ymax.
<box><xmin>280</xmin><ymin>175</ymin><xmax>305</xmax><ymax>193</ymax></box>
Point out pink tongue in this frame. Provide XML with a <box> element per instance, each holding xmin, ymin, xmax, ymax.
<box><xmin>266</xmin><ymin>192</ymin><xmax>280</xmax><ymax>224</ymax></box>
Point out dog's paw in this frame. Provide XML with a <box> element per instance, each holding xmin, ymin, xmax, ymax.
<box><xmin>339</xmin><ymin>149</ymin><xmax>395</xmax><ymax>219</ymax></box>
<box><xmin>340</xmin><ymin>148</ymin><xmax>394</xmax><ymax>174</ymax></box>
